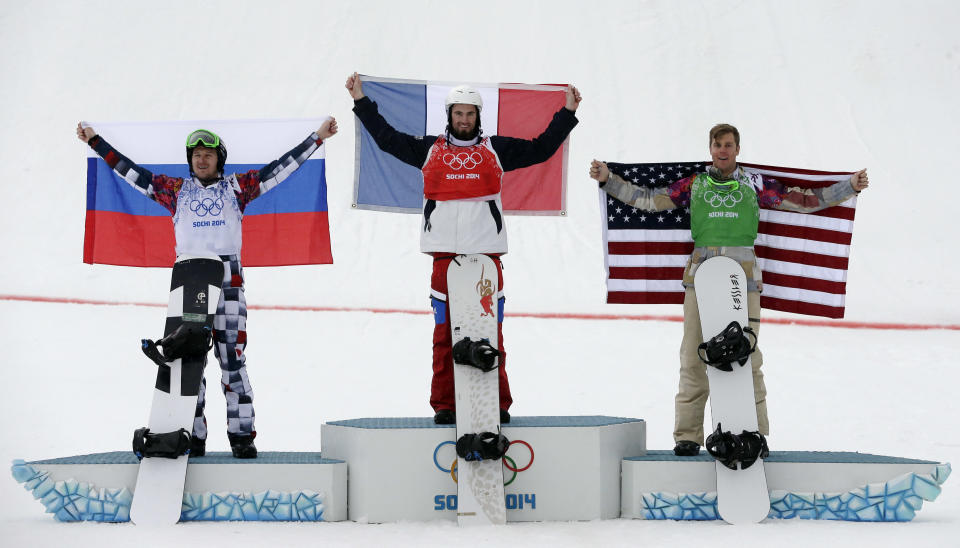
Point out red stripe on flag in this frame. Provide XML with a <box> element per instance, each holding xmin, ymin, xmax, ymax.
<box><xmin>762</xmin><ymin>272</ymin><xmax>847</xmax><ymax>294</ymax></box>
<box><xmin>790</xmin><ymin>205</ymin><xmax>857</xmax><ymax>221</ymax></box>
<box><xmin>83</xmin><ymin>211</ymin><xmax>332</xmax><ymax>267</ymax></box>
<box><xmin>241</xmin><ymin>212</ymin><xmax>332</xmax><ymax>266</ymax></box>
<box><xmin>608</xmin><ymin>291</ymin><xmax>684</xmax><ymax>305</ymax></box>
<box><xmin>83</xmin><ymin>210</ymin><xmax>175</xmax><ymax>266</ymax></box>
<box><xmin>760</xmin><ymin>296</ymin><xmax>845</xmax><ymax>319</ymax></box>
<box><xmin>758</xmin><ymin>221</ymin><xmax>852</xmax><ymax>245</ymax></box>
<box><xmin>741</xmin><ymin>162</ymin><xmax>854</xmax><ymax>177</ymax></box>
<box><xmin>608</xmin><ymin>241</ymin><xmax>694</xmax><ymax>255</ymax></box>
<box><xmin>609</xmin><ymin>266</ymin><xmax>685</xmax><ymax>280</ymax></box>
<box><xmin>498</xmin><ymin>88</ymin><xmax>567</xmax><ymax>212</ymax></box>
<box><xmin>754</xmin><ymin>245</ymin><xmax>850</xmax><ymax>270</ymax></box>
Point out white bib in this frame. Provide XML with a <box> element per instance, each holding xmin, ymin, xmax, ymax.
<box><xmin>172</xmin><ymin>178</ymin><xmax>243</xmax><ymax>257</ymax></box>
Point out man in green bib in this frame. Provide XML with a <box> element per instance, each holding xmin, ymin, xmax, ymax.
<box><xmin>589</xmin><ymin>124</ymin><xmax>869</xmax><ymax>456</ymax></box>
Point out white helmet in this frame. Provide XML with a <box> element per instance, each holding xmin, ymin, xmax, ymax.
<box><xmin>445</xmin><ymin>85</ymin><xmax>483</xmax><ymax>112</ymax></box>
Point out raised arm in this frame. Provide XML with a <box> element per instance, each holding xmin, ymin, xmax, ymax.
<box><xmin>347</xmin><ymin>72</ymin><xmax>434</xmax><ymax>168</ymax></box>
<box><xmin>589</xmin><ymin>160</ymin><xmax>685</xmax><ymax>212</ymax></box>
<box><xmin>760</xmin><ymin>169</ymin><xmax>869</xmax><ymax>213</ymax></box>
<box><xmin>77</xmin><ymin>122</ymin><xmax>181</xmax><ymax>214</ymax></box>
<box><xmin>232</xmin><ymin>118</ymin><xmax>338</xmax><ymax>210</ymax></box>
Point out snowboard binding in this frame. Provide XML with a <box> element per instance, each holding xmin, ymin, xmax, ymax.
<box><xmin>697</xmin><ymin>321</ymin><xmax>757</xmax><ymax>371</ymax></box>
<box><xmin>705</xmin><ymin>423</ymin><xmax>769</xmax><ymax>470</ymax></box>
<box><xmin>452</xmin><ymin>337</ymin><xmax>500</xmax><ymax>372</ymax></box>
<box><xmin>141</xmin><ymin>323</ymin><xmax>213</xmax><ymax>367</ymax></box>
<box><xmin>132</xmin><ymin>427</ymin><xmax>192</xmax><ymax>460</ymax></box>
<box><xmin>456</xmin><ymin>431</ymin><xmax>510</xmax><ymax>462</ymax></box>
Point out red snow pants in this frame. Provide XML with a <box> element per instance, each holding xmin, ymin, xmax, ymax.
<box><xmin>429</xmin><ymin>255</ymin><xmax>513</xmax><ymax>412</ymax></box>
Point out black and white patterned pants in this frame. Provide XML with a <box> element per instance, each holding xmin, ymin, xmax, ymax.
<box><xmin>192</xmin><ymin>255</ymin><xmax>256</xmax><ymax>440</ymax></box>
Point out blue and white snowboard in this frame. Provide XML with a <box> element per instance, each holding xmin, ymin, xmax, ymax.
<box><xmin>694</xmin><ymin>256</ymin><xmax>770</xmax><ymax>524</ymax></box>
<box><xmin>447</xmin><ymin>254</ymin><xmax>506</xmax><ymax>526</ymax></box>
<box><xmin>130</xmin><ymin>254</ymin><xmax>223</xmax><ymax>526</ymax></box>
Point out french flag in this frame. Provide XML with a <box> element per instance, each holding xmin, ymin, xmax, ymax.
<box><xmin>352</xmin><ymin>76</ymin><xmax>570</xmax><ymax>215</ymax></box>
<box><xmin>83</xmin><ymin>118</ymin><xmax>332</xmax><ymax>267</ymax></box>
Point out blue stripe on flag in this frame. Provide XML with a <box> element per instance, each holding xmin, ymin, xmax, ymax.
<box><xmin>88</xmin><ymin>158</ymin><xmax>169</xmax><ymax>216</ymax></box>
<box><xmin>87</xmin><ymin>158</ymin><xmax>327</xmax><ymax>216</ymax></box>
<box><xmin>244</xmin><ymin>160</ymin><xmax>327</xmax><ymax>215</ymax></box>
<box><xmin>357</xmin><ymin>81</ymin><xmax>427</xmax><ymax>209</ymax></box>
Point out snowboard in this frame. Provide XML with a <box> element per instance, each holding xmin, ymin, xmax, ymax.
<box><xmin>694</xmin><ymin>256</ymin><xmax>770</xmax><ymax>524</ymax></box>
<box><xmin>447</xmin><ymin>254</ymin><xmax>506</xmax><ymax>526</ymax></box>
<box><xmin>130</xmin><ymin>254</ymin><xmax>223</xmax><ymax>526</ymax></box>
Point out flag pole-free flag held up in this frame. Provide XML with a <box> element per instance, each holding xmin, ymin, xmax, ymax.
<box><xmin>83</xmin><ymin>118</ymin><xmax>332</xmax><ymax>267</ymax></box>
<box><xmin>352</xmin><ymin>75</ymin><xmax>570</xmax><ymax>216</ymax></box>
<box><xmin>600</xmin><ymin>162</ymin><xmax>858</xmax><ymax>319</ymax></box>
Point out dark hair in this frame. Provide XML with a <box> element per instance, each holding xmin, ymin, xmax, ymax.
<box><xmin>709</xmin><ymin>123</ymin><xmax>740</xmax><ymax>147</ymax></box>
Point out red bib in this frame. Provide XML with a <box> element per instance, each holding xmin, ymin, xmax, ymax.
<box><xmin>422</xmin><ymin>136</ymin><xmax>503</xmax><ymax>201</ymax></box>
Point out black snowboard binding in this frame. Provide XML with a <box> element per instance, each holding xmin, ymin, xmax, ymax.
<box><xmin>452</xmin><ymin>337</ymin><xmax>500</xmax><ymax>372</ymax></box>
<box><xmin>132</xmin><ymin>427</ymin><xmax>192</xmax><ymax>460</ymax></box>
<box><xmin>141</xmin><ymin>323</ymin><xmax>213</xmax><ymax>367</ymax></box>
<box><xmin>705</xmin><ymin>423</ymin><xmax>769</xmax><ymax>470</ymax></box>
<box><xmin>456</xmin><ymin>431</ymin><xmax>510</xmax><ymax>462</ymax></box>
<box><xmin>697</xmin><ymin>321</ymin><xmax>757</xmax><ymax>371</ymax></box>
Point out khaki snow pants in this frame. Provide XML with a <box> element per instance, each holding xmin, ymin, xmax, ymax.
<box><xmin>674</xmin><ymin>287</ymin><xmax>769</xmax><ymax>445</ymax></box>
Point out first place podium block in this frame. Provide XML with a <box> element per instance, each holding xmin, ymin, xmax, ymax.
<box><xmin>321</xmin><ymin>416</ymin><xmax>645</xmax><ymax>523</ymax></box>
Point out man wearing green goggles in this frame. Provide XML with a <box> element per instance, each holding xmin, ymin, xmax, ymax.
<box><xmin>589</xmin><ymin>124</ymin><xmax>869</xmax><ymax>458</ymax></box>
<box><xmin>77</xmin><ymin>118</ymin><xmax>338</xmax><ymax>458</ymax></box>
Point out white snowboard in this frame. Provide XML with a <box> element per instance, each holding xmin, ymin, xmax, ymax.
<box><xmin>694</xmin><ymin>256</ymin><xmax>770</xmax><ymax>525</ymax></box>
<box><xmin>447</xmin><ymin>254</ymin><xmax>506</xmax><ymax>526</ymax></box>
<box><xmin>130</xmin><ymin>255</ymin><xmax>222</xmax><ymax>526</ymax></box>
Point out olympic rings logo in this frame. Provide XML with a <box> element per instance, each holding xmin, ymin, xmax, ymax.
<box><xmin>433</xmin><ymin>439</ymin><xmax>534</xmax><ymax>486</ymax></box>
<box><xmin>442</xmin><ymin>152</ymin><xmax>483</xmax><ymax>170</ymax></box>
<box><xmin>703</xmin><ymin>190</ymin><xmax>743</xmax><ymax>208</ymax></box>
<box><xmin>190</xmin><ymin>197</ymin><xmax>225</xmax><ymax>217</ymax></box>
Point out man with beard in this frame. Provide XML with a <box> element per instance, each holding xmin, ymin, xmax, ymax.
<box><xmin>346</xmin><ymin>72</ymin><xmax>580</xmax><ymax>424</ymax></box>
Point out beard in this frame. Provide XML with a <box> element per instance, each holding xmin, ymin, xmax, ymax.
<box><xmin>449</xmin><ymin>124</ymin><xmax>480</xmax><ymax>141</ymax></box>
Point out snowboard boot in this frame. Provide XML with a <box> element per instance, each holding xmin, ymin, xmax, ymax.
<box><xmin>500</xmin><ymin>409</ymin><xmax>511</xmax><ymax>424</ymax></box>
<box><xmin>434</xmin><ymin>409</ymin><xmax>456</xmax><ymax>425</ymax></box>
<box><xmin>189</xmin><ymin>436</ymin><xmax>206</xmax><ymax>458</ymax></box>
<box><xmin>673</xmin><ymin>440</ymin><xmax>701</xmax><ymax>456</ymax></box>
<box><xmin>228</xmin><ymin>433</ymin><xmax>258</xmax><ymax>459</ymax></box>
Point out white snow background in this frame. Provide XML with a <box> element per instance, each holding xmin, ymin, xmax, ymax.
<box><xmin>0</xmin><ymin>1</ymin><xmax>957</xmax><ymax>546</ymax></box>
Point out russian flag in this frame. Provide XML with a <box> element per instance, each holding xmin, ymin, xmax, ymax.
<box><xmin>352</xmin><ymin>76</ymin><xmax>570</xmax><ymax>215</ymax></box>
<box><xmin>84</xmin><ymin>118</ymin><xmax>332</xmax><ymax>267</ymax></box>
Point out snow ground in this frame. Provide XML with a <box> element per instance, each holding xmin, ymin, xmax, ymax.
<box><xmin>1</xmin><ymin>301</ymin><xmax>957</xmax><ymax>546</ymax></box>
<box><xmin>1</xmin><ymin>0</ymin><xmax>958</xmax><ymax>546</ymax></box>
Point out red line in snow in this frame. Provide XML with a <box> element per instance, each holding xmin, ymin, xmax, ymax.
<box><xmin>1</xmin><ymin>294</ymin><xmax>957</xmax><ymax>331</ymax></box>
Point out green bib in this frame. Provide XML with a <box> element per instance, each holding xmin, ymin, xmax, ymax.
<box><xmin>689</xmin><ymin>173</ymin><xmax>759</xmax><ymax>247</ymax></box>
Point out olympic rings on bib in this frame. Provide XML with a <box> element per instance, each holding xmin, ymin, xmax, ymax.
<box><xmin>190</xmin><ymin>197</ymin><xmax>225</xmax><ymax>217</ymax></box>
<box><xmin>442</xmin><ymin>151</ymin><xmax>484</xmax><ymax>170</ymax></box>
<box><xmin>703</xmin><ymin>190</ymin><xmax>743</xmax><ymax>208</ymax></box>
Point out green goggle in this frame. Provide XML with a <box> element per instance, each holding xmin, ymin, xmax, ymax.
<box><xmin>185</xmin><ymin>129</ymin><xmax>221</xmax><ymax>148</ymax></box>
<box><xmin>705</xmin><ymin>174</ymin><xmax>740</xmax><ymax>192</ymax></box>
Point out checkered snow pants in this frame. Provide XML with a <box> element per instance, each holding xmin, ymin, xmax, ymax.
<box><xmin>192</xmin><ymin>255</ymin><xmax>256</xmax><ymax>441</ymax></box>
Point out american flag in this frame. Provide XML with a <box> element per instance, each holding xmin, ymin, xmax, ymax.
<box><xmin>601</xmin><ymin>161</ymin><xmax>858</xmax><ymax>319</ymax></box>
